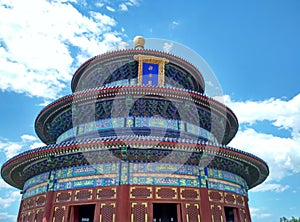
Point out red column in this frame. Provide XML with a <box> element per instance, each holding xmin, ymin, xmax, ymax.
<box><xmin>94</xmin><ymin>203</ymin><xmax>101</xmax><ymax>222</ymax></box>
<box><xmin>177</xmin><ymin>203</ymin><xmax>182</xmax><ymax>222</ymax></box>
<box><xmin>42</xmin><ymin>191</ymin><xmax>55</xmax><ymax>222</ymax></box>
<box><xmin>200</xmin><ymin>188</ymin><xmax>212</xmax><ymax>222</ymax></box>
<box><xmin>116</xmin><ymin>185</ymin><xmax>130</xmax><ymax>222</ymax></box>
<box><xmin>17</xmin><ymin>198</ymin><xmax>23</xmax><ymax>222</ymax></box>
<box><xmin>244</xmin><ymin>196</ymin><xmax>252</xmax><ymax>222</ymax></box>
<box><xmin>67</xmin><ymin>206</ymin><xmax>74</xmax><ymax>222</ymax></box>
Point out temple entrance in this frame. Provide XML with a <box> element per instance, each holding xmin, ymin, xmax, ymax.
<box><xmin>71</xmin><ymin>204</ymin><xmax>95</xmax><ymax>222</ymax></box>
<box><xmin>153</xmin><ymin>203</ymin><xmax>178</xmax><ymax>222</ymax></box>
<box><xmin>224</xmin><ymin>206</ymin><xmax>235</xmax><ymax>222</ymax></box>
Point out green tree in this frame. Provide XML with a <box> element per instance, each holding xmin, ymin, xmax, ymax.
<box><xmin>280</xmin><ymin>217</ymin><xmax>300</xmax><ymax>222</ymax></box>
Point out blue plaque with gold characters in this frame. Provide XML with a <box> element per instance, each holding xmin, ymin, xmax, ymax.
<box><xmin>134</xmin><ymin>54</ymin><xmax>169</xmax><ymax>86</ymax></box>
<box><xmin>142</xmin><ymin>63</ymin><xmax>159</xmax><ymax>86</ymax></box>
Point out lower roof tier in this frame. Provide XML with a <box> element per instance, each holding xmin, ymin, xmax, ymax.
<box><xmin>1</xmin><ymin>136</ymin><xmax>269</xmax><ymax>191</ymax></box>
<box><xmin>35</xmin><ymin>86</ymin><xmax>238</xmax><ymax>145</ymax></box>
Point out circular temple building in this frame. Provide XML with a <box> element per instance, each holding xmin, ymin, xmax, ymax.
<box><xmin>1</xmin><ymin>37</ymin><xmax>269</xmax><ymax>222</ymax></box>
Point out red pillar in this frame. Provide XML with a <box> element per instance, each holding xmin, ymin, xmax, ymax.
<box><xmin>200</xmin><ymin>188</ymin><xmax>212</xmax><ymax>222</ymax></box>
<box><xmin>42</xmin><ymin>191</ymin><xmax>55</xmax><ymax>222</ymax></box>
<box><xmin>116</xmin><ymin>185</ymin><xmax>130</xmax><ymax>222</ymax></box>
<box><xmin>177</xmin><ymin>203</ymin><xmax>182</xmax><ymax>222</ymax></box>
<box><xmin>244</xmin><ymin>196</ymin><xmax>252</xmax><ymax>222</ymax></box>
<box><xmin>94</xmin><ymin>203</ymin><xmax>101</xmax><ymax>222</ymax></box>
<box><xmin>17</xmin><ymin>198</ymin><xmax>23</xmax><ymax>222</ymax></box>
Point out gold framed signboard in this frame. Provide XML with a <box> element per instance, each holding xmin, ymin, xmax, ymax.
<box><xmin>134</xmin><ymin>54</ymin><xmax>169</xmax><ymax>87</ymax></box>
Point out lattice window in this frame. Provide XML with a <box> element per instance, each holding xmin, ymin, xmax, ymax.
<box><xmin>131</xmin><ymin>202</ymin><xmax>147</xmax><ymax>222</ymax></box>
<box><xmin>20</xmin><ymin>213</ymin><xmax>26</xmax><ymax>222</ymax></box>
<box><xmin>75</xmin><ymin>189</ymin><xmax>92</xmax><ymax>201</ymax></box>
<box><xmin>97</xmin><ymin>188</ymin><xmax>116</xmax><ymax>199</ymax></box>
<box><xmin>211</xmin><ymin>204</ymin><xmax>223</xmax><ymax>222</ymax></box>
<box><xmin>20</xmin><ymin>211</ymin><xmax>31</xmax><ymax>222</ymax></box>
<box><xmin>225</xmin><ymin>193</ymin><xmax>236</xmax><ymax>204</ymax></box>
<box><xmin>209</xmin><ymin>191</ymin><xmax>224</xmax><ymax>202</ymax></box>
<box><xmin>100</xmin><ymin>203</ymin><xmax>116</xmax><ymax>222</ymax></box>
<box><xmin>56</xmin><ymin>192</ymin><xmax>71</xmax><ymax>202</ymax></box>
<box><xmin>36</xmin><ymin>195</ymin><xmax>46</xmax><ymax>206</ymax></box>
<box><xmin>130</xmin><ymin>187</ymin><xmax>152</xmax><ymax>199</ymax></box>
<box><xmin>186</xmin><ymin>203</ymin><xmax>200</xmax><ymax>222</ymax></box>
<box><xmin>239</xmin><ymin>208</ymin><xmax>247</xmax><ymax>222</ymax></box>
<box><xmin>180</xmin><ymin>188</ymin><xmax>199</xmax><ymax>200</ymax></box>
<box><xmin>236</xmin><ymin>195</ymin><xmax>245</xmax><ymax>206</ymax></box>
<box><xmin>22</xmin><ymin>201</ymin><xmax>28</xmax><ymax>210</ymax></box>
<box><xmin>27</xmin><ymin>211</ymin><xmax>34</xmax><ymax>222</ymax></box>
<box><xmin>35</xmin><ymin>209</ymin><xmax>44</xmax><ymax>222</ymax></box>
<box><xmin>53</xmin><ymin>206</ymin><xmax>65</xmax><ymax>222</ymax></box>
<box><xmin>22</xmin><ymin>198</ymin><xmax>35</xmax><ymax>210</ymax></box>
<box><xmin>156</xmin><ymin>187</ymin><xmax>177</xmax><ymax>199</ymax></box>
<box><xmin>28</xmin><ymin>198</ymin><xmax>35</xmax><ymax>209</ymax></box>
<box><xmin>22</xmin><ymin>212</ymin><xmax>30</xmax><ymax>222</ymax></box>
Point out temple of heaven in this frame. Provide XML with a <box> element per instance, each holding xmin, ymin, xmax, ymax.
<box><xmin>1</xmin><ymin>36</ymin><xmax>269</xmax><ymax>222</ymax></box>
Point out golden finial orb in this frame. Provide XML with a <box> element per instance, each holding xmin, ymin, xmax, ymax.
<box><xmin>133</xmin><ymin>36</ymin><xmax>145</xmax><ymax>49</ymax></box>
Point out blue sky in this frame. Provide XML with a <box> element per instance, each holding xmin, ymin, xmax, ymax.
<box><xmin>0</xmin><ymin>0</ymin><xmax>300</xmax><ymax>221</ymax></box>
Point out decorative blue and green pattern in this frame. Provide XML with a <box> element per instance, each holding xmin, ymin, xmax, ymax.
<box><xmin>55</xmin><ymin>163</ymin><xmax>119</xmax><ymax>179</ymax></box>
<box><xmin>23</xmin><ymin>185</ymin><xmax>48</xmax><ymax>199</ymax></box>
<box><xmin>22</xmin><ymin>163</ymin><xmax>247</xmax><ymax>199</ymax></box>
<box><xmin>56</xmin><ymin>117</ymin><xmax>217</xmax><ymax>143</ymax></box>
<box><xmin>54</xmin><ymin>163</ymin><xmax>119</xmax><ymax>191</ymax></box>
<box><xmin>128</xmin><ymin>163</ymin><xmax>200</xmax><ymax>187</ymax></box>
<box><xmin>23</xmin><ymin>172</ymin><xmax>49</xmax><ymax>191</ymax></box>
<box><xmin>207</xmin><ymin>168</ymin><xmax>248</xmax><ymax>188</ymax></box>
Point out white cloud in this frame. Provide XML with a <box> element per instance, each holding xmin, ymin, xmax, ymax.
<box><xmin>95</xmin><ymin>2</ymin><xmax>104</xmax><ymax>8</ymax></box>
<box><xmin>0</xmin><ymin>141</ymin><xmax>22</xmax><ymax>159</ymax></box>
<box><xmin>106</xmin><ymin>6</ymin><xmax>115</xmax><ymax>12</ymax></box>
<box><xmin>118</xmin><ymin>0</ymin><xmax>140</xmax><ymax>11</ymax></box>
<box><xmin>29</xmin><ymin>142</ymin><xmax>46</xmax><ymax>150</ymax></box>
<box><xmin>0</xmin><ymin>212</ymin><xmax>17</xmax><ymax>222</ymax></box>
<box><xmin>0</xmin><ymin>0</ymin><xmax>126</xmax><ymax>99</ymax></box>
<box><xmin>163</xmin><ymin>42</ymin><xmax>173</xmax><ymax>53</ymax></box>
<box><xmin>251</xmin><ymin>183</ymin><xmax>289</xmax><ymax>193</ymax></box>
<box><xmin>257</xmin><ymin>213</ymin><xmax>272</xmax><ymax>219</ymax></box>
<box><xmin>89</xmin><ymin>11</ymin><xmax>116</xmax><ymax>26</ymax></box>
<box><xmin>39</xmin><ymin>99</ymin><xmax>54</xmax><ymax>107</ymax></box>
<box><xmin>206</xmin><ymin>80</ymin><xmax>214</xmax><ymax>87</ymax></box>
<box><xmin>21</xmin><ymin>134</ymin><xmax>37</xmax><ymax>142</ymax></box>
<box><xmin>0</xmin><ymin>135</ymin><xmax>45</xmax><ymax>159</ymax></box>
<box><xmin>226</xmin><ymin>93</ymin><xmax>300</xmax><ymax>187</ymax></box>
<box><xmin>172</xmin><ymin>21</ymin><xmax>179</xmax><ymax>26</ymax></box>
<box><xmin>170</xmin><ymin>20</ymin><xmax>180</xmax><ymax>29</ymax></box>
<box><xmin>119</xmin><ymin>3</ymin><xmax>128</xmax><ymax>11</ymax></box>
<box><xmin>0</xmin><ymin>191</ymin><xmax>20</xmax><ymax>209</ymax></box>
<box><xmin>250</xmin><ymin>207</ymin><xmax>272</xmax><ymax>219</ymax></box>
<box><xmin>126</xmin><ymin>0</ymin><xmax>140</xmax><ymax>7</ymax></box>
<box><xmin>0</xmin><ymin>179</ymin><xmax>11</xmax><ymax>189</ymax></box>
<box><xmin>224</xmin><ymin>94</ymin><xmax>300</xmax><ymax>138</ymax></box>
<box><xmin>229</xmin><ymin>128</ymin><xmax>300</xmax><ymax>181</ymax></box>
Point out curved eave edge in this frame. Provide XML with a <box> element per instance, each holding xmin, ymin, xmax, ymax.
<box><xmin>1</xmin><ymin>138</ymin><xmax>269</xmax><ymax>190</ymax></box>
<box><xmin>35</xmin><ymin>85</ymin><xmax>238</xmax><ymax>145</ymax></box>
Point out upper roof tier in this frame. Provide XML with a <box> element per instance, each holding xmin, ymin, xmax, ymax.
<box><xmin>35</xmin><ymin>38</ymin><xmax>238</xmax><ymax>145</ymax></box>
<box><xmin>71</xmin><ymin>49</ymin><xmax>205</xmax><ymax>93</ymax></box>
